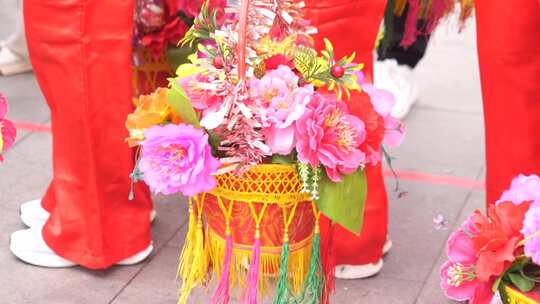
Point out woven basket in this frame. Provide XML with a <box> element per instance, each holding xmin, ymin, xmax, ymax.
<box><xmin>178</xmin><ymin>164</ymin><xmax>321</xmax><ymax>303</ymax></box>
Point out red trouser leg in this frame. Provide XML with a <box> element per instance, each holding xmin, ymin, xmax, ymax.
<box><xmin>305</xmin><ymin>0</ymin><xmax>388</xmax><ymax>265</ymax></box>
<box><xmin>475</xmin><ymin>0</ymin><xmax>540</xmax><ymax>207</ymax></box>
<box><xmin>24</xmin><ymin>0</ymin><xmax>153</xmax><ymax>269</ymax></box>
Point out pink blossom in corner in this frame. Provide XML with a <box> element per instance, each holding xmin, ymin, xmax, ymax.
<box><xmin>0</xmin><ymin>93</ymin><xmax>16</xmax><ymax>160</ymax></box>
<box><xmin>497</xmin><ymin>174</ymin><xmax>540</xmax><ymax>205</ymax></box>
<box><xmin>440</xmin><ymin>215</ymin><xmax>495</xmax><ymax>304</ymax></box>
<box><xmin>521</xmin><ymin>201</ymin><xmax>540</xmax><ymax>264</ymax></box>
<box><xmin>295</xmin><ymin>93</ymin><xmax>366</xmax><ymax>182</ymax></box>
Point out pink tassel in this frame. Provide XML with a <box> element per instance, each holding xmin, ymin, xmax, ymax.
<box><xmin>211</xmin><ymin>234</ymin><xmax>233</xmax><ymax>304</ymax></box>
<box><xmin>400</xmin><ymin>0</ymin><xmax>421</xmax><ymax>48</ymax></box>
<box><xmin>244</xmin><ymin>237</ymin><xmax>261</xmax><ymax>304</ymax></box>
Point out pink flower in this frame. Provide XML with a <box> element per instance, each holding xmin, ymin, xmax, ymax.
<box><xmin>251</xmin><ymin>65</ymin><xmax>312</xmax><ymax>155</ymax></box>
<box><xmin>497</xmin><ymin>174</ymin><xmax>540</xmax><ymax>205</ymax></box>
<box><xmin>361</xmin><ymin>83</ymin><xmax>405</xmax><ymax>148</ymax></box>
<box><xmin>440</xmin><ymin>216</ymin><xmax>495</xmax><ymax>304</ymax></box>
<box><xmin>521</xmin><ymin>201</ymin><xmax>540</xmax><ymax>264</ymax></box>
<box><xmin>0</xmin><ymin>93</ymin><xmax>16</xmax><ymax>160</ymax></box>
<box><xmin>139</xmin><ymin>124</ymin><xmax>220</xmax><ymax>196</ymax></box>
<box><xmin>295</xmin><ymin>93</ymin><xmax>367</xmax><ymax>182</ymax></box>
<box><xmin>178</xmin><ymin>74</ymin><xmax>223</xmax><ymax>114</ymax></box>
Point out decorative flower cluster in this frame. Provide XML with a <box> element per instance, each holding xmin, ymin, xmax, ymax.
<box><xmin>0</xmin><ymin>93</ymin><xmax>16</xmax><ymax>162</ymax></box>
<box><xmin>441</xmin><ymin>174</ymin><xmax>540</xmax><ymax>304</ymax></box>
<box><xmin>133</xmin><ymin>0</ymin><xmax>225</xmax><ymax>58</ymax></box>
<box><xmin>126</xmin><ymin>0</ymin><xmax>405</xmax><ymax>198</ymax></box>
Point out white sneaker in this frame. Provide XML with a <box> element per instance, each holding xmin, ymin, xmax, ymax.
<box><xmin>20</xmin><ymin>199</ymin><xmax>157</xmax><ymax>228</ymax></box>
<box><xmin>334</xmin><ymin>259</ymin><xmax>384</xmax><ymax>279</ymax></box>
<box><xmin>0</xmin><ymin>41</ymin><xmax>32</xmax><ymax>76</ymax></box>
<box><xmin>9</xmin><ymin>227</ymin><xmax>77</xmax><ymax>268</ymax></box>
<box><xmin>19</xmin><ymin>199</ymin><xmax>50</xmax><ymax>228</ymax></box>
<box><xmin>374</xmin><ymin>59</ymin><xmax>419</xmax><ymax>119</ymax></box>
<box><xmin>10</xmin><ymin>227</ymin><xmax>154</xmax><ymax>268</ymax></box>
<box><xmin>383</xmin><ymin>238</ymin><xmax>393</xmax><ymax>256</ymax></box>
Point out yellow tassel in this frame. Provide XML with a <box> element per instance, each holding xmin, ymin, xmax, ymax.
<box><xmin>205</xmin><ymin>228</ymin><xmax>312</xmax><ymax>296</ymax></box>
<box><xmin>178</xmin><ymin>195</ymin><xmax>209</xmax><ymax>304</ymax></box>
<box><xmin>177</xmin><ymin>199</ymin><xmax>196</xmax><ymax>282</ymax></box>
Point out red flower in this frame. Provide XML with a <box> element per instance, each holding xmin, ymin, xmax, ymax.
<box><xmin>471</xmin><ymin>201</ymin><xmax>530</xmax><ymax>281</ymax></box>
<box><xmin>140</xmin><ymin>17</ymin><xmax>189</xmax><ymax>59</ymax></box>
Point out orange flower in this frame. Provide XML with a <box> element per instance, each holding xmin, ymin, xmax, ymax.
<box><xmin>126</xmin><ymin>88</ymin><xmax>180</xmax><ymax>147</ymax></box>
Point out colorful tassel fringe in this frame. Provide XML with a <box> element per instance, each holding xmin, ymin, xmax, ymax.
<box><xmin>211</xmin><ymin>232</ymin><xmax>233</xmax><ymax>304</ymax></box>
<box><xmin>245</xmin><ymin>235</ymin><xmax>261</xmax><ymax>304</ymax></box>
<box><xmin>301</xmin><ymin>232</ymin><xmax>323</xmax><ymax>304</ymax></box>
<box><xmin>178</xmin><ymin>199</ymin><xmax>208</xmax><ymax>304</ymax></box>
<box><xmin>273</xmin><ymin>241</ymin><xmax>291</xmax><ymax>304</ymax></box>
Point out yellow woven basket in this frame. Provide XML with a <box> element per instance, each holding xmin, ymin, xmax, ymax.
<box><xmin>177</xmin><ymin>164</ymin><xmax>321</xmax><ymax>304</ymax></box>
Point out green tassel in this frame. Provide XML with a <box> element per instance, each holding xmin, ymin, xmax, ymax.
<box><xmin>273</xmin><ymin>242</ymin><xmax>294</xmax><ymax>304</ymax></box>
<box><xmin>300</xmin><ymin>233</ymin><xmax>323</xmax><ymax>304</ymax></box>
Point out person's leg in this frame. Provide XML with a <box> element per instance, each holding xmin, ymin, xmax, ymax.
<box><xmin>305</xmin><ymin>0</ymin><xmax>388</xmax><ymax>277</ymax></box>
<box><xmin>6</xmin><ymin>0</ymin><xmax>28</xmax><ymax>58</ymax></box>
<box><xmin>19</xmin><ymin>0</ymin><xmax>153</xmax><ymax>269</ymax></box>
<box><xmin>0</xmin><ymin>0</ymin><xmax>32</xmax><ymax>75</ymax></box>
<box><xmin>378</xmin><ymin>6</ymin><xmax>429</xmax><ymax>69</ymax></box>
<box><xmin>375</xmin><ymin>4</ymin><xmax>427</xmax><ymax>119</ymax></box>
<box><xmin>476</xmin><ymin>0</ymin><xmax>540</xmax><ymax>207</ymax></box>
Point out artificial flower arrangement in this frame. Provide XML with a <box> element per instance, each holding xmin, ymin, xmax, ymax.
<box><xmin>127</xmin><ymin>0</ymin><xmax>404</xmax><ymax>303</ymax></box>
<box><xmin>441</xmin><ymin>174</ymin><xmax>540</xmax><ymax>304</ymax></box>
<box><xmin>0</xmin><ymin>93</ymin><xmax>16</xmax><ymax>162</ymax></box>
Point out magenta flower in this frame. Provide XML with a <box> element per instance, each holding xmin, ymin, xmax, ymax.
<box><xmin>251</xmin><ymin>65</ymin><xmax>313</xmax><ymax>155</ymax></box>
<box><xmin>139</xmin><ymin>124</ymin><xmax>221</xmax><ymax>196</ymax></box>
<box><xmin>295</xmin><ymin>93</ymin><xmax>366</xmax><ymax>182</ymax></box>
<box><xmin>0</xmin><ymin>93</ymin><xmax>16</xmax><ymax>160</ymax></box>
<box><xmin>521</xmin><ymin>201</ymin><xmax>540</xmax><ymax>264</ymax></box>
<box><xmin>497</xmin><ymin>174</ymin><xmax>540</xmax><ymax>205</ymax></box>
<box><xmin>440</xmin><ymin>216</ymin><xmax>495</xmax><ymax>304</ymax></box>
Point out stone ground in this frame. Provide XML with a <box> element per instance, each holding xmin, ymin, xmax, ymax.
<box><xmin>0</xmin><ymin>2</ymin><xmax>485</xmax><ymax>304</ymax></box>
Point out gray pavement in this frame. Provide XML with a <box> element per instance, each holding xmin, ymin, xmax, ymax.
<box><xmin>0</xmin><ymin>2</ymin><xmax>484</xmax><ymax>303</ymax></box>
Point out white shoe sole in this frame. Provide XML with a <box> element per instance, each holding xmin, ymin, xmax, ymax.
<box><xmin>383</xmin><ymin>239</ymin><xmax>393</xmax><ymax>256</ymax></box>
<box><xmin>116</xmin><ymin>244</ymin><xmax>154</xmax><ymax>266</ymax></box>
<box><xmin>334</xmin><ymin>259</ymin><xmax>384</xmax><ymax>279</ymax></box>
<box><xmin>0</xmin><ymin>61</ymin><xmax>32</xmax><ymax>76</ymax></box>
<box><xmin>9</xmin><ymin>230</ymin><xmax>76</xmax><ymax>268</ymax></box>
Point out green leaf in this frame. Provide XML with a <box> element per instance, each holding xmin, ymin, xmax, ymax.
<box><xmin>316</xmin><ymin>169</ymin><xmax>367</xmax><ymax>234</ymax></box>
<box><xmin>498</xmin><ymin>282</ymin><xmax>511</xmax><ymax>304</ymax></box>
<box><xmin>168</xmin><ymin>80</ymin><xmax>200</xmax><ymax>128</ymax></box>
<box><xmin>272</xmin><ymin>155</ymin><xmax>294</xmax><ymax>164</ymax></box>
<box><xmin>508</xmin><ymin>272</ymin><xmax>535</xmax><ymax>293</ymax></box>
<box><xmin>492</xmin><ymin>276</ymin><xmax>503</xmax><ymax>293</ymax></box>
<box><xmin>166</xmin><ymin>44</ymin><xmax>195</xmax><ymax>71</ymax></box>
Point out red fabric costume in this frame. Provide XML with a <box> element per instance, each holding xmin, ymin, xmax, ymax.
<box><xmin>24</xmin><ymin>0</ymin><xmax>153</xmax><ymax>269</ymax></box>
<box><xmin>475</xmin><ymin>0</ymin><xmax>540</xmax><ymax>206</ymax></box>
<box><xmin>305</xmin><ymin>0</ymin><xmax>388</xmax><ymax>266</ymax></box>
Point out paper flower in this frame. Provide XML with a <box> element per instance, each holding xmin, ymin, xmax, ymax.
<box><xmin>471</xmin><ymin>202</ymin><xmax>529</xmax><ymax>282</ymax></box>
<box><xmin>139</xmin><ymin>124</ymin><xmax>220</xmax><ymax>196</ymax></box>
<box><xmin>0</xmin><ymin>93</ymin><xmax>16</xmax><ymax>161</ymax></box>
<box><xmin>440</xmin><ymin>215</ymin><xmax>495</xmax><ymax>304</ymax></box>
<box><xmin>521</xmin><ymin>202</ymin><xmax>540</xmax><ymax>264</ymax></box>
<box><xmin>126</xmin><ymin>88</ymin><xmax>178</xmax><ymax>147</ymax></box>
<box><xmin>251</xmin><ymin>65</ymin><xmax>313</xmax><ymax>154</ymax></box>
<box><xmin>295</xmin><ymin>93</ymin><xmax>366</xmax><ymax>182</ymax></box>
<box><xmin>361</xmin><ymin>82</ymin><xmax>405</xmax><ymax>148</ymax></box>
<box><xmin>497</xmin><ymin>174</ymin><xmax>540</xmax><ymax>205</ymax></box>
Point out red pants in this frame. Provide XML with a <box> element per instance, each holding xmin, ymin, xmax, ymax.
<box><xmin>25</xmin><ymin>0</ymin><xmax>153</xmax><ymax>269</ymax></box>
<box><xmin>306</xmin><ymin>0</ymin><xmax>388</xmax><ymax>265</ymax></box>
<box><xmin>476</xmin><ymin>0</ymin><xmax>540</xmax><ymax>206</ymax></box>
